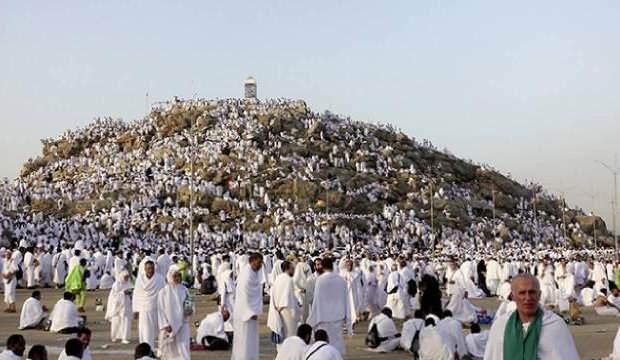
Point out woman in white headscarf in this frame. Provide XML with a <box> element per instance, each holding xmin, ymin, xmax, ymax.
<box><xmin>157</xmin><ymin>266</ymin><xmax>194</xmax><ymax>360</ymax></box>
<box><xmin>105</xmin><ymin>270</ymin><xmax>132</xmax><ymax>343</ymax></box>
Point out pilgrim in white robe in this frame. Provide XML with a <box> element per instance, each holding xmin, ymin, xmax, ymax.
<box><xmin>437</xmin><ymin>315</ymin><xmax>468</xmax><ymax>359</ymax></box>
<box><xmin>364</xmin><ymin>270</ymin><xmax>381</xmax><ymax>317</ymax></box>
<box><xmin>157</xmin><ymin>272</ymin><xmax>192</xmax><ymax>360</ymax></box>
<box><xmin>2</xmin><ymin>258</ymin><xmax>17</xmax><ymax>305</ymax></box>
<box><xmin>49</xmin><ymin>298</ymin><xmax>80</xmax><ymax>333</ymax></box>
<box><xmin>446</xmin><ymin>287</ymin><xmax>478</xmax><ymax>324</ymax></box>
<box><xmin>302</xmin><ymin>341</ymin><xmax>343</xmax><ymax>360</ymax></box>
<box><xmin>196</xmin><ymin>312</ymin><xmax>228</xmax><ymax>347</ymax></box>
<box><xmin>385</xmin><ymin>271</ymin><xmax>408</xmax><ymax>319</ymax></box>
<box><xmin>485</xmin><ymin>260</ymin><xmax>501</xmax><ymax>296</ymax></box>
<box><xmin>293</xmin><ymin>261</ymin><xmax>313</xmax><ymax>322</ymax></box>
<box><xmin>579</xmin><ymin>287</ymin><xmax>595</xmax><ymax>306</ymax></box>
<box><xmin>557</xmin><ymin>273</ymin><xmax>576</xmax><ymax>312</ymax></box>
<box><xmin>0</xmin><ymin>349</ymin><xmax>21</xmax><ymax>360</ymax></box>
<box><xmin>23</xmin><ymin>251</ymin><xmax>36</xmax><ymax>288</ymax></box>
<box><xmin>105</xmin><ymin>272</ymin><xmax>132</xmax><ymax>342</ymax></box>
<box><xmin>465</xmin><ymin>331</ymin><xmax>489</xmax><ymax>359</ymax></box>
<box><xmin>400</xmin><ymin>318</ymin><xmax>425</xmax><ymax>352</ymax></box>
<box><xmin>275</xmin><ymin>336</ymin><xmax>308</xmax><ymax>360</ymax></box>
<box><xmin>232</xmin><ymin>264</ymin><xmax>264</xmax><ymax>360</ymax></box>
<box><xmin>340</xmin><ymin>270</ymin><xmax>361</xmax><ymax>324</ymax></box>
<box><xmin>367</xmin><ymin>313</ymin><xmax>400</xmax><ymax>352</ymax></box>
<box><xmin>18</xmin><ymin>296</ymin><xmax>48</xmax><ymax>329</ymax></box>
<box><xmin>133</xmin><ymin>265</ymin><xmax>165</xmax><ymax>347</ymax></box>
<box><xmin>308</xmin><ymin>271</ymin><xmax>351</xmax><ymax>356</ymax></box>
<box><xmin>99</xmin><ymin>273</ymin><xmax>114</xmax><ymax>289</ymax></box>
<box><xmin>58</xmin><ymin>346</ymin><xmax>92</xmax><ymax>360</ymax></box>
<box><xmin>483</xmin><ymin>309</ymin><xmax>579</xmax><ymax>360</ymax></box>
<box><xmin>268</xmin><ymin>272</ymin><xmax>300</xmax><ymax>350</ymax></box>
<box><xmin>418</xmin><ymin>325</ymin><xmax>453</xmax><ymax>360</ymax></box>
<box><xmin>52</xmin><ymin>252</ymin><xmax>67</xmax><ymax>287</ymax></box>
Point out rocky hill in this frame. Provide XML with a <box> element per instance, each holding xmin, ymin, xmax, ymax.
<box><xmin>3</xmin><ymin>98</ymin><xmax>609</xmax><ymax>250</ymax></box>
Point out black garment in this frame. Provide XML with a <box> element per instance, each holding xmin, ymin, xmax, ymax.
<box><xmin>419</xmin><ymin>275</ymin><xmax>442</xmax><ymax>317</ymax></box>
<box><xmin>477</xmin><ymin>260</ymin><xmax>491</xmax><ymax>297</ymax></box>
<box><xmin>59</xmin><ymin>327</ymin><xmax>82</xmax><ymax>334</ymax></box>
<box><xmin>202</xmin><ymin>336</ymin><xmax>230</xmax><ymax>351</ymax></box>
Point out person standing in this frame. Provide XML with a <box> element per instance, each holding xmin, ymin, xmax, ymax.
<box><xmin>105</xmin><ymin>270</ymin><xmax>133</xmax><ymax>344</ymax></box>
<box><xmin>2</xmin><ymin>250</ymin><xmax>18</xmax><ymax>313</ymax></box>
<box><xmin>65</xmin><ymin>258</ymin><xmax>87</xmax><ymax>312</ymax></box>
<box><xmin>157</xmin><ymin>267</ymin><xmax>193</xmax><ymax>360</ymax></box>
<box><xmin>484</xmin><ymin>274</ymin><xmax>579</xmax><ymax>359</ymax></box>
<box><xmin>133</xmin><ymin>260</ymin><xmax>165</xmax><ymax>348</ymax></box>
<box><xmin>308</xmin><ymin>257</ymin><xmax>351</xmax><ymax>356</ymax></box>
<box><xmin>232</xmin><ymin>252</ymin><xmax>264</xmax><ymax>360</ymax></box>
<box><xmin>268</xmin><ymin>261</ymin><xmax>300</xmax><ymax>350</ymax></box>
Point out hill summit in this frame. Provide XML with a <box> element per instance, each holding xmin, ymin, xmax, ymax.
<box><xmin>5</xmin><ymin>98</ymin><xmax>609</xmax><ymax>251</ymax></box>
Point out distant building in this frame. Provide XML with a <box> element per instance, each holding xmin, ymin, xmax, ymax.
<box><xmin>244</xmin><ymin>76</ymin><xmax>257</xmax><ymax>99</ymax></box>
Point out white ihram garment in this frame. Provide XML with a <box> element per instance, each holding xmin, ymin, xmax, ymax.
<box><xmin>133</xmin><ymin>269</ymin><xmax>165</xmax><ymax>347</ymax></box>
<box><xmin>308</xmin><ymin>271</ymin><xmax>351</xmax><ymax>356</ymax></box>
<box><xmin>232</xmin><ymin>264</ymin><xmax>265</xmax><ymax>360</ymax></box>
<box><xmin>157</xmin><ymin>281</ymin><xmax>192</xmax><ymax>360</ymax></box>
<box><xmin>105</xmin><ymin>275</ymin><xmax>133</xmax><ymax>341</ymax></box>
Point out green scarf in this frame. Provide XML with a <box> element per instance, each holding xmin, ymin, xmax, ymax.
<box><xmin>503</xmin><ymin>308</ymin><xmax>543</xmax><ymax>360</ymax></box>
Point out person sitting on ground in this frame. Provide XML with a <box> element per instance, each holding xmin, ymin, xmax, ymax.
<box><xmin>0</xmin><ymin>334</ymin><xmax>26</xmax><ymax>360</ymax></box>
<box><xmin>609</xmin><ymin>287</ymin><xmax>620</xmax><ymax>309</ymax></box>
<box><xmin>50</xmin><ymin>292</ymin><xmax>82</xmax><ymax>333</ymax></box>
<box><xmin>63</xmin><ymin>338</ymin><xmax>83</xmax><ymax>360</ymax></box>
<box><xmin>594</xmin><ymin>289</ymin><xmax>620</xmax><ymax>316</ymax></box>
<box><xmin>58</xmin><ymin>328</ymin><xmax>92</xmax><ymax>360</ymax></box>
<box><xmin>437</xmin><ymin>310</ymin><xmax>467</xmax><ymax>359</ymax></box>
<box><xmin>484</xmin><ymin>274</ymin><xmax>579</xmax><ymax>359</ymax></box>
<box><xmin>303</xmin><ymin>329</ymin><xmax>343</xmax><ymax>360</ymax></box>
<box><xmin>196</xmin><ymin>308</ymin><xmax>231</xmax><ymax>350</ymax></box>
<box><xmin>99</xmin><ymin>272</ymin><xmax>114</xmax><ymax>290</ymax></box>
<box><xmin>19</xmin><ymin>291</ymin><xmax>49</xmax><ymax>330</ymax></box>
<box><xmin>579</xmin><ymin>280</ymin><xmax>596</xmax><ymax>307</ymax></box>
<box><xmin>446</xmin><ymin>287</ymin><xmax>480</xmax><ymax>325</ymax></box>
<box><xmin>275</xmin><ymin>324</ymin><xmax>313</xmax><ymax>360</ymax></box>
<box><xmin>134</xmin><ymin>343</ymin><xmax>157</xmax><ymax>360</ymax></box>
<box><xmin>400</xmin><ymin>310</ymin><xmax>425</xmax><ymax>353</ymax></box>
<box><xmin>418</xmin><ymin>315</ymin><xmax>453</xmax><ymax>360</ymax></box>
<box><xmin>465</xmin><ymin>323</ymin><xmax>489</xmax><ymax>360</ymax></box>
<box><xmin>366</xmin><ymin>307</ymin><xmax>401</xmax><ymax>352</ymax></box>
<box><xmin>26</xmin><ymin>344</ymin><xmax>48</xmax><ymax>360</ymax></box>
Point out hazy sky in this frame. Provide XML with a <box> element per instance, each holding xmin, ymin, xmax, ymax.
<box><xmin>1</xmin><ymin>1</ymin><xmax>619</xmax><ymax>228</ymax></box>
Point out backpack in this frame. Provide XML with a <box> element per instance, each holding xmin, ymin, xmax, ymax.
<box><xmin>366</xmin><ymin>323</ymin><xmax>380</xmax><ymax>349</ymax></box>
<box><xmin>407</xmin><ymin>279</ymin><xmax>417</xmax><ymax>297</ymax></box>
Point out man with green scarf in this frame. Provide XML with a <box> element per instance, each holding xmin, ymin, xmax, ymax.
<box><xmin>484</xmin><ymin>274</ymin><xmax>578</xmax><ymax>359</ymax></box>
<box><xmin>65</xmin><ymin>258</ymin><xmax>87</xmax><ymax>312</ymax></box>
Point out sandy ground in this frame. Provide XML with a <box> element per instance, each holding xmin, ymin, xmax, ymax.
<box><xmin>1</xmin><ymin>288</ymin><xmax>618</xmax><ymax>359</ymax></box>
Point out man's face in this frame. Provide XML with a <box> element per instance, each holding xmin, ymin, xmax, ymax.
<box><xmin>511</xmin><ymin>277</ymin><xmax>541</xmax><ymax>319</ymax></box>
<box><xmin>286</xmin><ymin>264</ymin><xmax>294</xmax><ymax>277</ymax></box>
<box><xmin>173</xmin><ymin>272</ymin><xmax>182</xmax><ymax>284</ymax></box>
<box><xmin>314</xmin><ymin>260</ymin><xmax>323</xmax><ymax>274</ymax></box>
<box><xmin>346</xmin><ymin>261</ymin><xmax>353</xmax><ymax>272</ymax></box>
<box><xmin>78</xmin><ymin>333</ymin><xmax>91</xmax><ymax>348</ymax></box>
<box><xmin>145</xmin><ymin>263</ymin><xmax>155</xmax><ymax>278</ymax></box>
<box><xmin>250</xmin><ymin>258</ymin><xmax>263</xmax><ymax>271</ymax></box>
